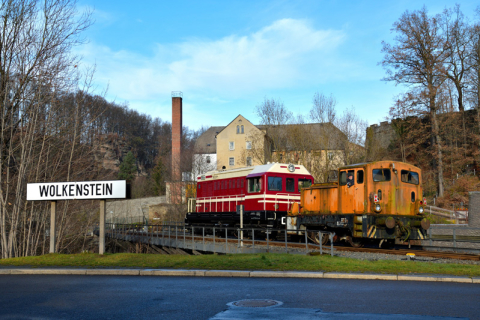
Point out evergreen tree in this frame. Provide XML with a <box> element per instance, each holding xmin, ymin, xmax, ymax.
<box><xmin>152</xmin><ymin>157</ymin><xmax>166</xmax><ymax>195</ymax></box>
<box><xmin>118</xmin><ymin>151</ymin><xmax>137</xmax><ymax>183</ymax></box>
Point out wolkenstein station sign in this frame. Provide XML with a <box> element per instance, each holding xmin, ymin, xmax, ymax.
<box><xmin>27</xmin><ymin>180</ymin><xmax>126</xmax><ymax>201</ymax></box>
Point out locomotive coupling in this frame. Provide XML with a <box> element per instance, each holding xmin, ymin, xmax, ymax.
<box><xmin>375</xmin><ymin>216</ymin><xmax>396</xmax><ymax>229</ymax></box>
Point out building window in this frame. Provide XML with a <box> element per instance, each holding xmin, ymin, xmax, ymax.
<box><xmin>246</xmin><ymin>141</ymin><xmax>252</xmax><ymax>149</ymax></box>
<box><xmin>241</xmin><ymin>125</ymin><xmax>244</xmax><ymax>133</ymax></box>
<box><xmin>229</xmin><ymin>157</ymin><xmax>235</xmax><ymax>166</ymax></box>
<box><xmin>236</xmin><ymin>125</ymin><xmax>240</xmax><ymax>134</ymax></box>
<box><xmin>229</xmin><ymin>141</ymin><xmax>234</xmax><ymax>150</ymax></box>
<box><xmin>246</xmin><ymin>157</ymin><xmax>252</xmax><ymax>166</ymax></box>
<box><xmin>206</xmin><ymin>155</ymin><xmax>211</xmax><ymax>164</ymax></box>
<box><xmin>327</xmin><ymin>152</ymin><xmax>334</xmax><ymax>160</ymax></box>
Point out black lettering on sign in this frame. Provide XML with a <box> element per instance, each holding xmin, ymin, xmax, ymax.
<box><xmin>40</xmin><ymin>185</ymin><xmax>48</xmax><ymax>197</ymax></box>
<box><xmin>76</xmin><ymin>184</ymin><xmax>82</xmax><ymax>196</ymax></box>
<box><xmin>106</xmin><ymin>183</ymin><xmax>113</xmax><ymax>195</ymax></box>
<box><xmin>69</xmin><ymin>185</ymin><xmax>74</xmax><ymax>196</ymax></box>
<box><xmin>56</xmin><ymin>185</ymin><xmax>61</xmax><ymax>197</ymax></box>
<box><xmin>90</xmin><ymin>184</ymin><xmax>95</xmax><ymax>195</ymax></box>
<box><xmin>84</xmin><ymin>184</ymin><xmax>89</xmax><ymax>196</ymax></box>
<box><xmin>96</xmin><ymin>183</ymin><xmax>101</xmax><ymax>195</ymax></box>
<box><xmin>49</xmin><ymin>186</ymin><xmax>54</xmax><ymax>197</ymax></box>
<box><xmin>62</xmin><ymin>185</ymin><xmax>68</xmax><ymax>196</ymax></box>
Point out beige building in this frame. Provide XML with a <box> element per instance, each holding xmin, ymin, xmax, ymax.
<box><xmin>216</xmin><ymin>115</ymin><xmax>266</xmax><ymax>170</ymax></box>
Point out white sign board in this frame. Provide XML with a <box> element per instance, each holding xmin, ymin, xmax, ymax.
<box><xmin>27</xmin><ymin>180</ymin><xmax>126</xmax><ymax>201</ymax></box>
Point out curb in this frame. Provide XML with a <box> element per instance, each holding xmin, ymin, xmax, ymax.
<box><xmin>0</xmin><ymin>268</ymin><xmax>477</xmax><ymax>283</ymax></box>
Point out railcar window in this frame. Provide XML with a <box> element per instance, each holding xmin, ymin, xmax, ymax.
<box><xmin>401</xmin><ymin>170</ymin><xmax>419</xmax><ymax>185</ymax></box>
<box><xmin>286</xmin><ymin>178</ymin><xmax>295</xmax><ymax>192</ymax></box>
<box><xmin>339</xmin><ymin>171</ymin><xmax>347</xmax><ymax>185</ymax></box>
<box><xmin>372</xmin><ymin>169</ymin><xmax>391</xmax><ymax>182</ymax></box>
<box><xmin>298</xmin><ymin>179</ymin><xmax>312</xmax><ymax>190</ymax></box>
<box><xmin>248</xmin><ymin>177</ymin><xmax>261</xmax><ymax>193</ymax></box>
<box><xmin>411</xmin><ymin>191</ymin><xmax>415</xmax><ymax>202</ymax></box>
<box><xmin>268</xmin><ymin>177</ymin><xmax>283</xmax><ymax>191</ymax></box>
<box><xmin>357</xmin><ymin>170</ymin><xmax>364</xmax><ymax>184</ymax></box>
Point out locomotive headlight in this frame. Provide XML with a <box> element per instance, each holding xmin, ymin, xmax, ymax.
<box><xmin>374</xmin><ymin>204</ymin><xmax>382</xmax><ymax>213</ymax></box>
<box><xmin>419</xmin><ymin>206</ymin><xmax>424</xmax><ymax>214</ymax></box>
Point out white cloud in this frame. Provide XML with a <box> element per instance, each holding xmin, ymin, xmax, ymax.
<box><xmin>77</xmin><ymin>18</ymin><xmax>346</xmax><ymax>103</ymax></box>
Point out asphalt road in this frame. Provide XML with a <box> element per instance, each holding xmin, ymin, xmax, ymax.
<box><xmin>0</xmin><ymin>275</ymin><xmax>478</xmax><ymax>319</ymax></box>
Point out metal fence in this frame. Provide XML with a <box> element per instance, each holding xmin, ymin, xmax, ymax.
<box><xmin>104</xmin><ymin>223</ymin><xmax>336</xmax><ymax>256</ymax></box>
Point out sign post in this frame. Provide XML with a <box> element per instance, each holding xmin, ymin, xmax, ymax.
<box><xmin>27</xmin><ymin>180</ymin><xmax>126</xmax><ymax>255</ymax></box>
<box><xmin>50</xmin><ymin>201</ymin><xmax>56</xmax><ymax>253</ymax></box>
<box><xmin>99</xmin><ymin>200</ymin><xmax>106</xmax><ymax>255</ymax></box>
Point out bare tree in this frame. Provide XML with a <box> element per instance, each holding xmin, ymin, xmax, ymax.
<box><xmin>0</xmin><ymin>0</ymin><xmax>92</xmax><ymax>258</ymax></box>
<box><xmin>381</xmin><ymin>6</ymin><xmax>448</xmax><ymax>196</ymax></box>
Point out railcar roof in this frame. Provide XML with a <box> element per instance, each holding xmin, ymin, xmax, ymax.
<box><xmin>197</xmin><ymin>163</ymin><xmax>312</xmax><ymax>182</ymax></box>
<box><xmin>339</xmin><ymin>160</ymin><xmax>421</xmax><ymax>171</ymax></box>
<box><xmin>247</xmin><ymin>163</ymin><xmax>311</xmax><ymax>177</ymax></box>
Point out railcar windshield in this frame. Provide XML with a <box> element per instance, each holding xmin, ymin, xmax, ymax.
<box><xmin>372</xmin><ymin>169</ymin><xmax>391</xmax><ymax>182</ymax></box>
<box><xmin>248</xmin><ymin>177</ymin><xmax>261</xmax><ymax>193</ymax></box>
<box><xmin>298</xmin><ymin>178</ymin><xmax>312</xmax><ymax>190</ymax></box>
<box><xmin>268</xmin><ymin>176</ymin><xmax>282</xmax><ymax>191</ymax></box>
<box><xmin>401</xmin><ymin>170</ymin><xmax>419</xmax><ymax>185</ymax></box>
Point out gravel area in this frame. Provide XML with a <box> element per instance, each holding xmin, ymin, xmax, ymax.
<box><xmin>333</xmin><ymin>250</ymin><xmax>480</xmax><ymax>265</ymax></box>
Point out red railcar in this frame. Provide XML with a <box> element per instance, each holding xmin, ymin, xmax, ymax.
<box><xmin>185</xmin><ymin>163</ymin><xmax>314</xmax><ymax>229</ymax></box>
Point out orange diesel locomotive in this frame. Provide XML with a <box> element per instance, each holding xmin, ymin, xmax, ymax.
<box><xmin>288</xmin><ymin>161</ymin><xmax>430</xmax><ymax>247</ymax></box>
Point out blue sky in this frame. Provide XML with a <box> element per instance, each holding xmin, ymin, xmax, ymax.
<box><xmin>76</xmin><ymin>0</ymin><xmax>479</xmax><ymax>131</ymax></box>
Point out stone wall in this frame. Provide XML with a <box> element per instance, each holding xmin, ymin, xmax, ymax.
<box><xmin>106</xmin><ymin>196</ymin><xmax>166</xmax><ymax>223</ymax></box>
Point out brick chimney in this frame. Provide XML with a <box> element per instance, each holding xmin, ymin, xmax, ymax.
<box><xmin>171</xmin><ymin>91</ymin><xmax>183</xmax><ymax>182</ymax></box>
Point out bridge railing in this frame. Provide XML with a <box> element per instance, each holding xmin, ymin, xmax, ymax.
<box><xmin>104</xmin><ymin>223</ymin><xmax>336</xmax><ymax>256</ymax></box>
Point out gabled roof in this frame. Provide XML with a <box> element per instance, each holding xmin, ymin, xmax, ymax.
<box><xmin>215</xmin><ymin>114</ymin><xmax>261</xmax><ymax>136</ymax></box>
<box><xmin>194</xmin><ymin>126</ymin><xmax>224</xmax><ymax>154</ymax></box>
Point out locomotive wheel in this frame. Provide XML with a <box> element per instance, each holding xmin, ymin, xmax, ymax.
<box><xmin>308</xmin><ymin>232</ymin><xmax>329</xmax><ymax>245</ymax></box>
<box><xmin>348</xmin><ymin>237</ymin><xmax>364</xmax><ymax>248</ymax></box>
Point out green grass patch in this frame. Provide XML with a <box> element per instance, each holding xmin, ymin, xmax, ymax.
<box><xmin>0</xmin><ymin>253</ymin><xmax>478</xmax><ymax>277</ymax></box>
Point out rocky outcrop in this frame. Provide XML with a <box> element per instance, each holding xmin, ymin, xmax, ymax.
<box><xmin>93</xmin><ymin>133</ymin><xmax>146</xmax><ymax>175</ymax></box>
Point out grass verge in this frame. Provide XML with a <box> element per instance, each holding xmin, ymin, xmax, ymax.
<box><xmin>0</xmin><ymin>253</ymin><xmax>478</xmax><ymax>277</ymax></box>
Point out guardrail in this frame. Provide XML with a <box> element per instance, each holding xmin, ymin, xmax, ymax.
<box><xmin>104</xmin><ymin>223</ymin><xmax>336</xmax><ymax>256</ymax></box>
<box><xmin>427</xmin><ymin>226</ymin><xmax>480</xmax><ymax>249</ymax></box>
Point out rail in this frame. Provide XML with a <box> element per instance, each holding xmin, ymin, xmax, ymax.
<box><xmin>426</xmin><ymin>206</ymin><xmax>468</xmax><ymax>223</ymax></box>
<box><xmin>427</xmin><ymin>226</ymin><xmax>480</xmax><ymax>251</ymax></box>
<box><xmin>104</xmin><ymin>223</ymin><xmax>336</xmax><ymax>256</ymax></box>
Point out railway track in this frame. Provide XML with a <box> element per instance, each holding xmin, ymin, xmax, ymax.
<box><xmin>110</xmin><ymin>229</ymin><xmax>480</xmax><ymax>261</ymax></box>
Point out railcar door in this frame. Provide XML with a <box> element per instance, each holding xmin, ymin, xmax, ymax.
<box><xmin>339</xmin><ymin>169</ymin><xmax>365</xmax><ymax>214</ymax></box>
<box><xmin>339</xmin><ymin>170</ymin><xmax>355</xmax><ymax>214</ymax></box>
<box><xmin>354</xmin><ymin>169</ymin><xmax>365</xmax><ymax>213</ymax></box>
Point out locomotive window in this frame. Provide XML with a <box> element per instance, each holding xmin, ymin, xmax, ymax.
<box><xmin>411</xmin><ymin>191</ymin><xmax>415</xmax><ymax>202</ymax></box>
<box><xmin>268</xmin><ymin>177</ymin><xmax>282</xmax><ymax>191</ymax></box>
<box><xmin>357</xmin><ymin>170</ymin><xmax>364</xmax><ymax>184</ymax></box>
<box><xmin>401</xmin><ymin>170</ymin><xmax>419</xmax><ymax>185</ymax></box>
<box><xmin>339</xmin><ymin>171</ymin><xmax>347</xmax><ymax>186</ymax></box>
<box><xmin>286</xmin><ymin>178</ymin><xmax>295</xmax><ymax>192</ymax></box>
<box><xmin>298</xmin><ymin>179</ymin><xmax>312</xmax><ymax>190</ymax></box>
<box><xmin>248</xmin><ymin>177</ymin><xmax>261</xmax><ymax>193</ymax></box>
<box><xmin>372</xmin><ymin>169</ymin><xmax>391</xmax><ymax>182</ymax></box>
